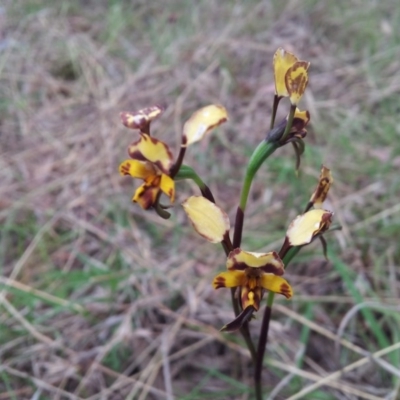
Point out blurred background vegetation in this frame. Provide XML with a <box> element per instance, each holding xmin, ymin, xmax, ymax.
<box><xmin>1</xmin><ymin>0</ymin><xmax>400</xmax><ymax>399</ymax></box>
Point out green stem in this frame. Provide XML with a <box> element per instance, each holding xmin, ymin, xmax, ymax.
<box><xmin>233</xmin><ymin>141</ymin><xmax>279</xmax><ymax>248</ymax></box>
<box><xmin>175</xmin><ymin>164</ymin><xmax>215</xmax><ymax>202</ymax></box>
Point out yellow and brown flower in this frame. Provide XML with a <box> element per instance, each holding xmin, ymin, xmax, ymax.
<box><xmin>119</xmin><ymin>105</ymin><xmax>228</xmax><ymax>210</ymax></box>
<box><xmin>119</xmin><ymin>134</ymin><xmax>175</xmax><ymax>209</ymax></box>
<box><xmin>213</xmin><ymin>249</ymin><xmax>293</xmax><ymax>311</ymax></box>
<box><xmin>273</xmin><ymin>48</ymin><xmax>310</xmax><ymax>105</ymax></box>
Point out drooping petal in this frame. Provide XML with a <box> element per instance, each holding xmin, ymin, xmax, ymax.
<box><xmin>119</xmin><ymin>159</ymin><xmax>156</xmax><ymax>179</ymax></box>
<box><xmin>309</xmin><ymin>166</ymin><xmax>333</xmax><ymax>209</ymax></box>
<box><xmin>212</xmin><ymin>270</ymin><xmax>246</xmax><ymax>289</ymax></box>
<box><xmin>241</xmin><ymin>287</ymin><xmax>263</xmax><ymax>310</ymax></box>
<box><xmin>120</xmin><ymin>105</ymin><xmax>164</xmax><ymax>132</ymax></box>
<box><xmin>273</xmin><ymin>48</ymin><xmax>298</xmax><ymax>97</ymax></box>
<box><xmin>128</xmin><ymin>134</ymin><xmax>174</xmax><ymax>174</ymax></box>
<box><xmin>182</xmin><ymin>196</ymin><xmax>230</xmax><ymax>243</ymax></box>
<box><xmin>260</xmin><ymin>275</ymin><xmax>293</xmax><ymax>299</ymax></box>
<box><xmin>133</xmin><ymin>181</ymin><xmax>160</xmax><ymax>209</ymax></box>
<box><xmin>220</xmin><ymin>306</ymin><xmax>255</xmax><ymax>332</ymax></box>
<box><xmin>226</xmin><ymin>249</ymin><xmax>284</xmax><ymax>276</ymax></box>
<box><xmin>285</xmin><ymin>61</ymin><xmax>310</xmax><ymax>105</ymax></box>
<box><xmin>182</xmin><ymin>104</ymin><xmax>228</xmax><ymax>147</ymax></box>
<box><xmin>286</xmin><ymin>209</ymin><xmax>333</xmax><ymax>246</ymax></box>
<box><xmin>159</xmin><ymin>173</ymin><xmax>175</xmax><ymax>203</ymax></box>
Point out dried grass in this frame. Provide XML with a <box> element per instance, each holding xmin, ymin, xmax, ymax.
<box><xmin>1</xmin><ymin>1</ymin><xmax>400</xmax><ymax>399</ymax></box>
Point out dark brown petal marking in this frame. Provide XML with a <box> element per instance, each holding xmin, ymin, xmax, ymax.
<box><xmin>128</xmin><ymin>136</ymin><xmax>147</xmax><ymax>161</ymax></box>
<box><xmin>229</xmin><ymin>262</ymin><xmax>247</xmax><ymax>271</ymax></box>
<box><xmin>312</xmin><ymin>177</ymin><xmax>330</xmax><ymax>201</ymax></box>
<box><xmin>214</xmin><ymin>276</ymin><xmax>226</xmax><ymax>289</ymax></box>
<box><xmin>205</xmin><ymin>117</ymin><xmax>228</xmax><ymax>133</ymax></box>
<box><xmin>280</xmin><ymin>282</ymin><xmax>292</xmax><ymax>299</ymax></box>
<box><xmin>260</xmin><ymin>263</ymin><xmax>284</xmax><ymax>276</ymax></box>
<box><xmin>120</xmin><ymin>163</ymin><xmax>131</xmax><ymax>175</ymax></box>
<box><xmin>134</xmin><ymin>185</ymin><xmax>158</xmax><ymax>209</ymax></box>
<box><xmin>320</xmin><ymin>211</ymin><xmax>333</xmax><ymax>229</ymax></box>
<box><xmin>286</xmin><ymin>62</ymin><xmax>309</xmax><ymax>94</ymax></box>
<box><xmin>241</xmin><ymin>287</ymin><xmax>250</xmax><ymax>308</ymax></box>
<box><xmin>259</xmin><ymin>251</ymin><xmax>284</xmax><ymax>276</ymax></box>
<box><xmin>252</xmin><ymin>289</ymin><xmax>261</xmax><ymax>310</ymax></box>
<box><xmin>241</xmin><ymin>287</ymin><xmax>262</xmax><ymax>311</ymax></box>
<box><xmin>130</xmin><ymin>135</ymin><xmax>173</xmax><ymax>174</ymax></box>
<box><xmin>290</xmin><ymin>111</ymin><xmax>310</xmax><ymax>132</ymax></box>
<box><xmin>227</xmin><ymin>248</ymin><xmax>246</xmax><ymax>271</ymax></box>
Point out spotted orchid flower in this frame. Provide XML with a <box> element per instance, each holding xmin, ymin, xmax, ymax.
<box><xmin>119</xmin><ymin>105</ymin><xmax>228</xmax><ymax>210</ymax></box>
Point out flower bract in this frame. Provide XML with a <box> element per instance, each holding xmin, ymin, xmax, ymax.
<box><xmin>119</xmin><ymin>105</ymin><xmax>228</xmax><ymax>210</ymax></box>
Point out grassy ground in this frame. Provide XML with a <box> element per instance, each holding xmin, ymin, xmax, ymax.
<box><xmin>1</xmin><ymin>0</ymin><xmax>400</xmax><ymax>399</ymax></box>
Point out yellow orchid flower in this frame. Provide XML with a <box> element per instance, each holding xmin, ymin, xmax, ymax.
<box><xmin>119</xmin><ymin>134</ymin><xmax>175</xmax><ymax>209</ymax></box>
<box><xmin>213</xmin><ymin>249</ymin><xmax>292</xmax><ymax>311</ymax></box>
<box><xmin>273</xmin><ymin>48</ymin><xmax>310</xmax><ymax>105</ymax></box>
<box><xmin>182</xmin><ymin>196</ymin><xmax>292</xmax><ymax>311</ymax></box>
<box><xmin>119</xmin><ymin>105</ymin><xmax>228</xmax><ymax>210</ymax></box>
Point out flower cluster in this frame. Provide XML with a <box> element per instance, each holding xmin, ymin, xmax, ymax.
<box><xmin>182</xmin><ymin>171</ymin><xmax>334</xmax><ymax>331</ymax></box>
<box><xmin>118</xmin><ymin>47</ymin><xmax>337</xmax><ymax>398</ymax></box>
<box><xmin>118</xmin><ymin>105</ymin><xmax>227</xmax><ymax>211</ymax></box>
<box><xmin>118</xmin><ymin>48</ymin><xmax>335</xmax><ymax>341</ymax></box>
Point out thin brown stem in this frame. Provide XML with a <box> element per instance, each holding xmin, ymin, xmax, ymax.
<box><xmin>255</xmin><ymin>303</ymin><xmax>272</xmax><ymax>400</ymax></box>
<box><xmin>270</xmin><ymin>95</ymin><xmax>281</xmax><ymax>129</ymax></box>
<box><xmin>233</xmin><ymin>206</ymin><xmax>244</xmax><ymax>249</ymax></box>
<box><xmin>170</xmin><ymin>146</ymin><xmax>187</xmax><ymax>178</ymax></box>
